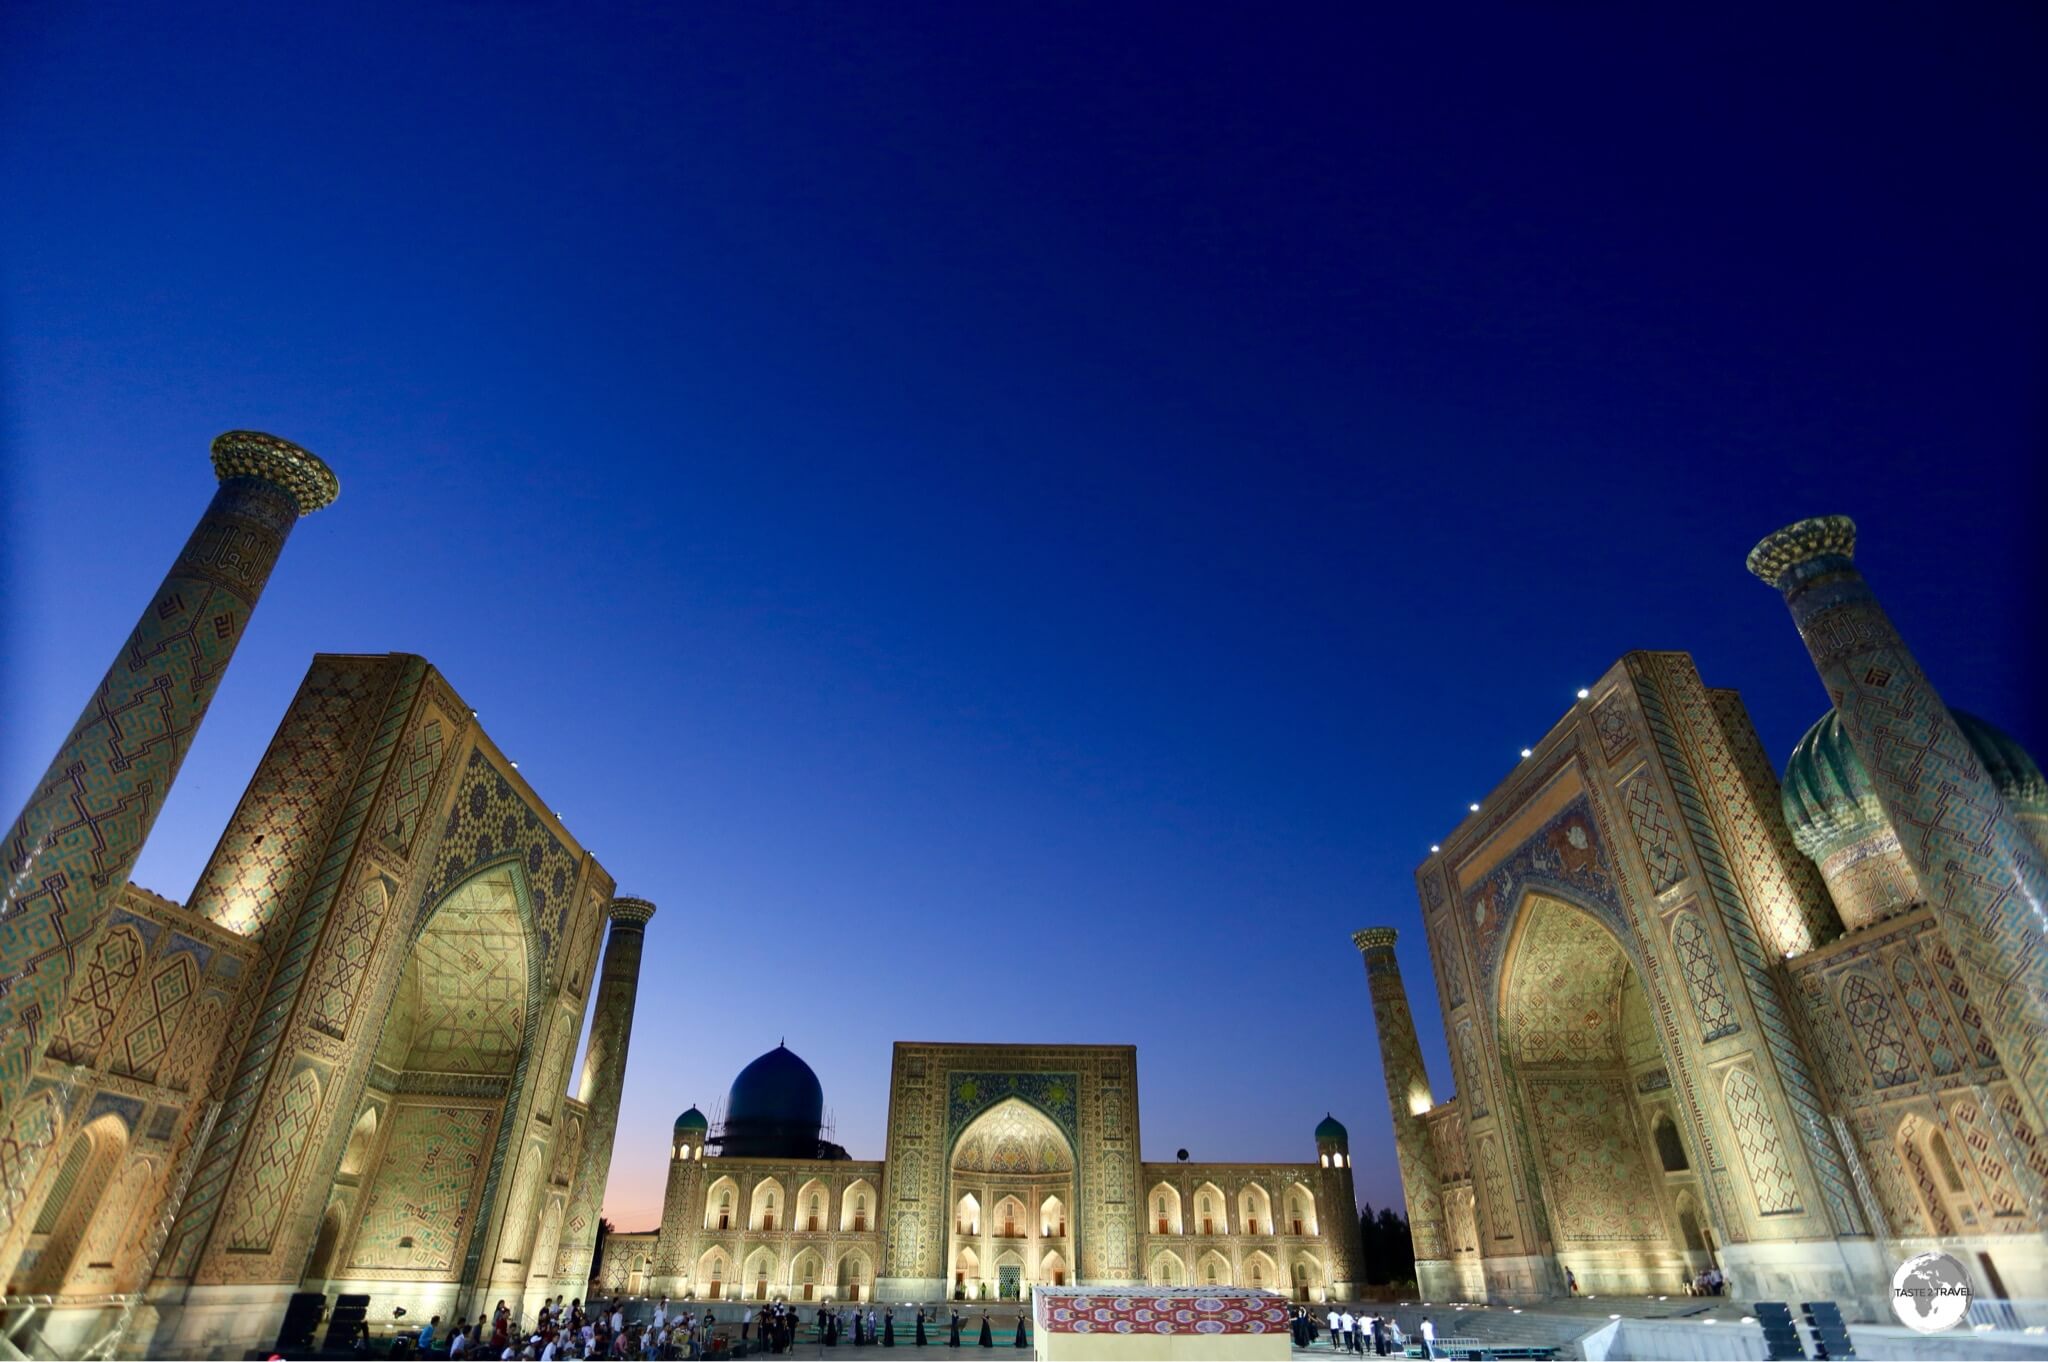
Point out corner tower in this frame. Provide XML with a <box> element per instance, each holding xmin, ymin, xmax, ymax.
<box><xmin>1312</xmin><ymin>1115</ymin><xmax>1365</xmax><ymax>1298</ymax></box>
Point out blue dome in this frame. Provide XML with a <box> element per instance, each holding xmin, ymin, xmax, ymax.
<box><xmin>1315</xmin><ymin>1113</ymin><xmax>1349</xmax><ymax>1143</ymax></box>
<box><xmin>726</xmin><ymin>1044</ymin><xmax>824</xmax><ymax>1133</ymax></box>
<box><xmin>674</xmin><ymin>1106</ymin><xmax>707</xmax><ymax>1134</ymax></box>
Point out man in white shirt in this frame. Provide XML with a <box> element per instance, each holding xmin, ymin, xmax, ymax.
<box><xmin>653</xmin><ymin>1298</ymin><xmax>667</xmax><ymax>1331</ymax></box>
<box><xmin>447</xmin><ymin>1324</ymin><xmax>468</xmax><ymax>1357</ymax></box>
<box><xmin>1420</xmin><ymin>1316</ymin><xmax>1437</xmax><ymax>1359</ymax></box>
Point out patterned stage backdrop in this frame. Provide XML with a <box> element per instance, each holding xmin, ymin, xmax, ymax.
<box><xmin>1035</xmin><ymin>1287</ymin><xmax>1290</xmax><ymax>1336</ymax></box>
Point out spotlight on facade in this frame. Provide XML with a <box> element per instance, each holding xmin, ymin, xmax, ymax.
<box><xmin>1468</xmin><ymin>802</ymin><xmax>1480</xmax><ymax>812</ymax></box>
<box><xmin>1520</xmin><ymin>748</ymin><xmax>1532</xmax><ymax>758</ymax></box>
<box><xmin>1430</xmin><ymin>844</ymin><xmax>1440</xmax><ymax>853</ymax></box>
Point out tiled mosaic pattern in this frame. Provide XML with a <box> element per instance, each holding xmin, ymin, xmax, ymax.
<box><xmin>0</xmin><ymin>474</ymin><xmax>301</xmax><ymax>1119</ymax></box>
<box><xmin>1722</xmin><ymin>1064</ymin><xmax>1801</xmax><ymax>1215</ymax></box>
<box><xmin>1525</xmin><ymin>1075</ymin><xmax>1666</xmax><ymax>1242</ymax></box>
<box><xmin>1757</xmin><ymin>522</ymin><xmax>2048</xmax><ymax>1134</ymax></box>
<box><xmin>346</xmin><ymin>1102</ymin><xmax>496</xmax><ymax>1272</ymax></box>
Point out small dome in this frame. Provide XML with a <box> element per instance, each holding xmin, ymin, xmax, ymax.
<box><xmin>1315</xmin><ymin>1113</ymin><xmax>1348</xmax><ymax>1143</ymax></box>
<box><xmin>674</xmin><ymin>1106</ymin><xmax>707</xmax><ymax>1134</ymax></box>
<box><xmin>1782</xmin><ymin>708</ymin><xmax>2046</xmax><ymax>862</ymax></box>
<box><xmin>726</xmin><ymin>1044</ymin><xmax>824</xmax><ymax>1132</ymax></box>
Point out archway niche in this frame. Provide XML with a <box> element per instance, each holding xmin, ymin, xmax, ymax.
<box><xmin>946</xmin><ymin>1097</ymin><xmax>1074</xmax><ymax>1300</ymax></box>
<box><xmin>330</xmin><ymin>864</ymin><xmax>537</xmax><ymax>1298</ymax></box>
<box><xmin>1499</xmin><ymin>893</ymin><xmax>1696</xmax><ymax>1295</ymax></box>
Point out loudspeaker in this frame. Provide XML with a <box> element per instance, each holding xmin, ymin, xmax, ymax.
<box><xmin>274</xmin><ymin>1291</ymin><xmax>326</xmax><ymax>1351</ymax></box>
<box><xmin>323</xmin><ymin>1293</ymin><xmax>370</xmax><ymax>1351</ymax></box>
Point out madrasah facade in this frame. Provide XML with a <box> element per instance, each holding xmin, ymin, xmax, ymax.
<box><xmin>1361</xmin><ymin>516</ymin><xmax>2048</xmax><ymax>1321</ymax></box>
<box><xmin>597</xmin><ymin>1041</ymin><xmax>1365</xmax><ymax>1305</ymax></box>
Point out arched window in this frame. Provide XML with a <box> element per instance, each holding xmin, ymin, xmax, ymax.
<box><xmin>719</xmin><ymin>1189</ymin><xmax>734</xmax><ymax>1230</ymax></box>
<box><xmin>809</xmin><ymin>1194</ymin><xmax>822</xmax><ymax>1232</ymax></box>
<box><xmin>1930</xmin><ymin>1131</ymin><xmax>1966</xmax><ymax>1193</ymax></box>
<box><xmin>1653</xmin><ymin>1115</ymin><xmax>1689</xmax><ymax>1172</ymax></box>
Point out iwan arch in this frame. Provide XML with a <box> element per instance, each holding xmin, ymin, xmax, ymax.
<box><xmin>1362</xmin><ymin>518</ymin><xmax>2048</xmax><ymax>1319</ymax></box>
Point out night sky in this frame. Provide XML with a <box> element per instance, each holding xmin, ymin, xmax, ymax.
<box><xmin>4</xmin><ymin>5</ymin><xmax>2043</xmax><ymax>1230</ymax></box>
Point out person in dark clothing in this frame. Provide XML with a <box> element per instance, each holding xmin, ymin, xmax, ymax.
<box><xmin>1013</xmin><ymin>1313</ymin><xmax>1028</xmax><ymax>1349</ymax></box>
<box><xmin>978</xmin><ymin>1311</ymin><xmax>993</xmax><ymax>1348</ymax></box>
<box><xmin>949</xmin><ymin>1311</ymin><xmax>962</xmax><ymax>1348</ymax></box>
<box><xmin>884</xmin><ymin>1308</ymin><xmax>896</xmax><ymax>1347</ymax></box>
<box><xmin>915</xmin><ymin>1308</ymin><xmax>929</xmax><ymax>1347</ymax></box>
<box><xmin>854</xmin><ymin>1311</ymin><xmax>867</xmax><ymax>1347</ymax></box>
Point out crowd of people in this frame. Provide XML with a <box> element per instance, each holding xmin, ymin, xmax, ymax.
<box><xmin>1289</xmin><ymin>1305</ymin><xmax>1436</xmax><ymax>1358</ymax></box>
<box><xmin>384</xmin><ymin>1296</ymin><xmax>1032</xmax><ymax>1359</ymax></box>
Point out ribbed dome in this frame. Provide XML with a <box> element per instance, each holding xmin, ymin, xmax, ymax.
<box><xmin>674</xmin><ymin>1106</ymin><xmax>707</xmax><ymax>1134</ymax></box>
<box><xmin>1315</xmin><ymin>1113</ymin><xmax>1349</xmax><ymax>1143</ymax></box>
<box><xmin>726</xmin><ymin>1044</ymin><xmax>824</xmax><ymax>1132</ymax></box>
<box><xmin>1782</xmin><ymin>708</ymin><xmax>2047</xmax><ymax>862</ymax></box>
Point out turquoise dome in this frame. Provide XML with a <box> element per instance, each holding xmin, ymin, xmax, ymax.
<box><xmin>1782</xmin><ymin>708</ymin><xmax>2047</xmax><ymax>862</ymax></box>
<box><xmin>674</xmin><ymin>1106</ymin><xmax>707</xmax><ymax>1135</ymax></box>
<box><xmin>1315</xmin><ymin>1113</ymin><xmax>1348</xmax><ymax>1143</ymax></box>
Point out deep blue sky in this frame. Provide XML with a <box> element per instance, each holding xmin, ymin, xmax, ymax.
<box><xmin>4</xmin><ymin>5</ymin><xmax>2042</xmax><ymax>1228</ymax></box>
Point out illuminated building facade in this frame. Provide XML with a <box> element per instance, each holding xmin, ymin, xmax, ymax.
<box><xmin>1365</xmin><ymin>517</ymin><xmax>2048</xmax><ymax>1317</ymax></box>
<box><xmin>0</xmin><ymin>436</ymin><xmax>650</xmax><ymax>1358</ymax></box>
<box><xmin>599</xmin><ymin>1042</ymin><xmax>1364</xmax><ymax>1304</ymax></box>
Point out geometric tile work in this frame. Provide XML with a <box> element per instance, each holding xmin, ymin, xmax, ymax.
<box><xmin>0</xmin><ymin>1090</ymin><xmax>64</xmax><ymax>1243</ymax></box>
<box><xmin>1890</xmin><ymin>955</ymin><xmax>1962</xmax><ymax>1078</ymax></box>
<box><xmin>1455</xmin><ymin>1020</ymin><xmax>1488</xmax><ymax>1118</ymax></box>
<box><xmin>307</xmin><ymin>877</ymin><xmax>393</xmax><ymax>1040</ymax></box>
<box><xmin>1948</xmin><ymin>1098</ymin><xmax>2025</xmax><ymax>1221</ymax></box>
<box><xmin>1926</xmin><ymin>941</ymin><xmax>2001</xmax><ymax>1070</ymax></box>
<box><xmin>1722</xmin><ymin>1064</ymin><xmax>1802</xmax><ymax>1215</ymax></box>
<box><xmin>1995</xmin><ymin>1090</ymin><xmax>2048</xmax><ymax>1189</ymax></box>
<box><xmin>1754</xmin><ymin>521</ymin><xmax>2048</xmax><ymax>1140</ymax></box>
<box><xmin>191</xmin><ymin>664</ymin><xmax>384</xmax><ymax>939</ymax></box>
<box><xmin>1669</xmin><ymin>911</ymin><xmax>1739</xmax><ymax>1042</ymax></box>
<box><xmin>1464</xmin><ymin>796</ymin><xmax>1628</xmax><ymax>988</ymax></box>
<box><xmin>1840</xmin><ymin>973</ymin><xmax>1914</xmax><ymax>1088</ymax></box>
<box><xmin>0</xmin><ymin>469</ymin><xmax>302</xmax><ymax>1119</ymax></box>
<box><xmin>399</xmin><ymin>869</ymin><xmax>528</xmax><ymax>1076</ymax></box>
<box><xmin>346</xmin><ymin>1102</ymin><xmax>496</xmax><ymax>1273</ymax></box>
<box><xmin>1632</xmin><ymin>655</ymin><xmax>1863</xmax><ymax>1235</ymax></box>
<box><xmin>162</xmin><ymin>656</ymin><xmax>414</xmax><ymax>1285</ymax></box>
<box><xmin>1622</xmin><ymin>773</ymin><xmax>1687</xmax><ymax>894</ymax></box>
<box><xmin>1593</xmin><ymin>691</ymin><xmax>1639</xmax><ymax>765</ymax></box>
<box><xmin>221</xmin><ymin>1066</ymin><xmax>324</xmax><ymax>1252</ymax></box>
<box><xmin>1525</xmin><ymin>1074</ymin><xmax>1667</xmax><ymax>1241</ymax></box>
<box><xmin>418</xmin><ymin>750</ymin><xmax>578</xmax><ymax>977</ymax></box>
<box><xmin>46</xmin><ymin>926</ymin><xmax>145</xmax><ymax>1065</ymax></box>
<box><xmin>379</xmin><ymin>718</ymin><xmax>445</xmax><ymax>857</ymax></box>
<box><xmin>1502</xmin><ymin>899</ymin><xmax>1630</xmax><ymax>1066</ymax></box>
<box><xmin>114</xmin><ymin>953</ymin><xmax>197</xmax><ymax>1083</ymax></box>
<box><xmin>1896</xmin><ymin>1116</ymin><xmax>1954</xmax><ymax>1235</ymax></box>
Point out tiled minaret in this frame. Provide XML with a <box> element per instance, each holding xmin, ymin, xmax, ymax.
<box><xmin>1749</xmin><ymin>515</ymin><xmax>2048</xmax><ymax>1130</ymax></box>
<box><xmin>555</xmin><ymin>895</ymin><xmax>656</xmax><ymax>1288</ymax></box>
<box><xmin>0</xmin><ymin>432</ymin><xmax>337</xmax><ymax>1119</ymax></box>
<box><xmin>1352</xmin><ymin>928</ymin><xmax>1449</xmax><ymax>1272</ymax></box>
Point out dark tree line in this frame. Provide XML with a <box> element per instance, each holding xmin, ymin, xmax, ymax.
<box><xmin>1356</xmin><ymin>1203</ymin><xmax>1414</xmax><ymax>1287</ymax></box>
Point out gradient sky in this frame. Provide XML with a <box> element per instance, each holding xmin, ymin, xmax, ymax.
<box><xmin>4</xmin><ymin>5</ymin><xmax>2043</xmax><ymax>1231</ymax></box>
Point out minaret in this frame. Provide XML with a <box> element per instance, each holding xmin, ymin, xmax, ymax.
<box><xmin>555</xmin><ymin>895</ymin><xmax>656</xmax><ymax>1287</ymax></box>
<box><xmin>1352</xmin><ymin>928</ymin><xmax>1450</xmax><ymax>1284</ymax></box>
<box><xmin>1312</xmin><ymin>1115</ymin><xmax>1365</xmax><ymax>1299</ymax></box>
<box><xmin>1749</xmin><ymin>517</ymin><xmax>2048</xmax><ymax>1130</ymax></box>
<box><xmin>0</xmin><ymin>431</ymin><xmax>338</xmax><ymax>1117</ymax></box>
<box><xmin>652</xmin><ymin>1106</ymin><xmax>708</xmax><ymax>1298</ymax></box>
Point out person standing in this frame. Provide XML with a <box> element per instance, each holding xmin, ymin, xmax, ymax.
<box><xmin>1566</xmin><ymin>1267</ymin><xmax>1578</xmax><ymax>1296</ymax></box>
<box><xmin>949</xmin><ymin>1310</ymin><xmax>962</xmax><ymax>1348</ymax></box>
<box><xmin>1013</xmin><ymin>1312</ymin><xmax>1028</xmax><ymax>1350</ymax></box>
<box><xmin>1419</xmin><ymin>1316</ymin><xmax>1437</xmax><ymax>1360</ymax></box>
<box><xmin>916</xmin><ymin>1307</ymin><xmax>929</xmax><ymax>1347</ymax></box>
<box><xmin>884</xmin><ymin>1307</ymin><xmax>896</xmax><ymax>1347</ymax></box>
<box><xmin>978</xmin><ymin>1310</ymin><xmax>993</xmax><ymax>1349</ymax></box>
